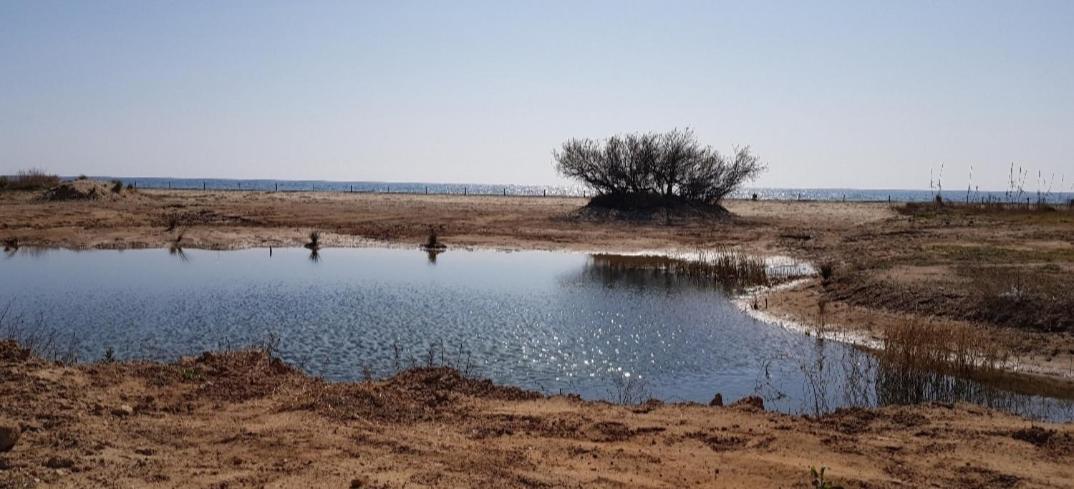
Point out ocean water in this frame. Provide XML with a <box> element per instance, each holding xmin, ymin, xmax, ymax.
<box><xmin>84</xmin><ymin>176</ymin><xmax>1074</xmax><ymax>204</ymax></box>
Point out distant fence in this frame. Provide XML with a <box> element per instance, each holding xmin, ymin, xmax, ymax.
<box><xmin>94</xmin><ymin>178</ymin><xmax>1074</xmax><ymax>205</ymax></box>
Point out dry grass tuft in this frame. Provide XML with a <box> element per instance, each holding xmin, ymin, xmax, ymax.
<box><xmin>1</xmin><ymin>169</ymin><xmax>60</xmax><ymax>191</ymax></box>
<box><xmin>879</xmin><ymin>320</ymin><xmax>1008</xmax><ymax>375</ymax></box>
<box><xmin>589</xmin><ymin>249</ymin><xmax>772</xmax><ymax>290</ymax></box>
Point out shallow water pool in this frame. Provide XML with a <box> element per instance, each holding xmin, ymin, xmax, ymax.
<box><xmin>2</xmin><ymin>247</ymin><xmax>1071</xmax><ymax>420</ymax></box>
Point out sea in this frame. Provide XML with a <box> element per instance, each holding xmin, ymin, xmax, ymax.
<box><xmin>83</xmin><ymin>176</ymin><xmax>1074</xmax><ymax>204</ymax></box>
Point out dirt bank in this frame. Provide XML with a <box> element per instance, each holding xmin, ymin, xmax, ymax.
<box><xmin>2</xmin><ymin>341</ymin><xmax>1073</xmax><ymax>489</ymax></box>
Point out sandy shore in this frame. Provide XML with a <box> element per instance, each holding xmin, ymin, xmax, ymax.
<box><xmin>2</xmin><ymin>342</ymin><xmax>1073</xmax><ymax>489</ymax></box>
<box><xmin>0</xmin><ymin>188</ymin><xmax>892</xmax><ymax>252</ymax></box>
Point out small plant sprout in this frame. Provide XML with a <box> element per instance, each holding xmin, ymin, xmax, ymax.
<box><xmin>809</xmin><ymin>466</ymin><xmax>843</xmax><ymax>489</ymax></box>
<box><xmin>305</xmin><ymin>231</ymin><xmax>321</xmax><ymax>250</ymax></box>
<box><xmin>818</xmin><ymin>262</ymin><xmax>834</xmax><ymax>283</ymax></box>
<box><xmin>422</xmin><ymin>227</ymin><xmax>446</xmax><ymax>250</ymax></box>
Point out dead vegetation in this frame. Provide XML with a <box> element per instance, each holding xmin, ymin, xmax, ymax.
<box><xmin>587</xmin><ymin>249</ymin><xmax>775</xmax><ymax>291</ymax></box>
<box><xmin>40</xmin><ymin>179</ymin><xmax>135</xmax><ymax>202</ymax></box>
<box><xmin>878</xmin><ymin>320</ymin><xmax>1009</xmax><ymax>375</ymax></box>
<box><xmin>0</xmin><ymin>169</ymin><xmax>59</xmax><ymax>191</ymax></box>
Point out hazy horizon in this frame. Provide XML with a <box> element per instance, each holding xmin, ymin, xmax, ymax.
<box><xmin>3</xmin><ymin>1</ymin><xmax>1073</xmax><ymax>192</ymax></box>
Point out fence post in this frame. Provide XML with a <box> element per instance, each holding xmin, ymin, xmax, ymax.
<box><xmin>425</xmin><ymin>186</ymin><xmax>428</xmax><ymax>195</ymax></box>
<box><xmin>464</xmin><ymin>187</ymin><xmax>467</xmax><ymax>196</ymax></box>
<box><xmin>503</xmin><ymin>188</ymin><xmax>506</xmax><ymax>196</ymax></box>
<box><xmin>203</xmin><ymin>181</ymin><xmax>206</xmax><ymax>191</ymax></box>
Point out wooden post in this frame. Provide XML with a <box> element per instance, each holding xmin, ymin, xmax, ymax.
<box><xmin>203</xmin><ymin>181</ymin><xmax>206</xmax><ymax>191</ymax></box>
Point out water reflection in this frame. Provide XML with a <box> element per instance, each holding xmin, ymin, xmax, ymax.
<box><xmin>425</xmin><ymin>248</ymin><xmax>443</xmax><ymax>265</ymax></box>
<box><xmin>756</xmin><ymin>342</ymin><xmax>1074</xmax><ymax>420</ymax></box>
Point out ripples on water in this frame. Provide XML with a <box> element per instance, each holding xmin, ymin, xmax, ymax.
<box><xmin>2</xmin><ymin>247</ymin><xmax>1072</xmax><ymax>420</ymax></box>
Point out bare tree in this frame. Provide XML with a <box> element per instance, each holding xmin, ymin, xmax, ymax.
<box><xmin>553</xmin><ymin>129</ymin><xmax>764</xmax><ymax>208</ymax></box>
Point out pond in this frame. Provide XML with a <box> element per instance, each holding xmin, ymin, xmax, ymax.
<box><xmin>2</xmin><ymin>247</ymin><xmax>1072</xmax><ymax>420</ymax></box>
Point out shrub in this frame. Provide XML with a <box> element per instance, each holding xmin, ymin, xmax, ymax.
<box><xmin>111</xmin><ymin>180</ymin><xmax>124</xmax><ymax>193</ymax></box>
<box><xmin>553</xmin><ymin>129</ymin><xmax>764</xmax><ymax>208</ymax></box>
<box><xmin>3</xmin><ymin>169</ymin><xmax>59</xmax><ymax>191</ymax></box>
<box><xmin>819</xmin><ymin>262</ymin><xmax>834</xmax><ymax>282</ymax></box>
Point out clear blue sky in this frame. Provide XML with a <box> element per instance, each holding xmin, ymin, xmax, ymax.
<box><xmin>2</xmin><ymin>0</ymin><xmax>1072</xmax><ymax>190</ymax></box>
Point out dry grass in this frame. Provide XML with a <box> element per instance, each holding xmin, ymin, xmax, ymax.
<box><xmin>589</xmin><ymin>249</ymin><xmax>772</xmax><ymax>290</ymax></box>
<box><xmin>1</xmin><ymin>168</ymin><xmax>60</xmax><ymax>191</ymax></box>
<box><xmin>898</xmin><ymin>200</ymin><xmax>1073</xmax><ymax>219</ymax></box>
<box><xmin>879</xmin><ymin>320</ymin><xmax>1009</xmax><ymax>375</ymax></box>
<box><xmin>962</xmin><ymin>266</ymin><xmax>1074</xmax><ymax>333</ymax></box>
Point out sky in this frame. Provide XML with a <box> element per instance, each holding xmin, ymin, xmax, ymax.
<box><xmin>2</xmin><ymin>0</ymin><xmax>1072</xmax><ymax>191</ymax></box>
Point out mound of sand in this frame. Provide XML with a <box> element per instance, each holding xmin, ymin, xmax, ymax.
<box><xmin>568</xmin><ymin>200</ymin><xmax>730</xmax><ymax>221</ymax></box>
<box><xmin>40</xmin><ymin>179</ymin><xmax>134</xmax><ymax>202</ymax></box>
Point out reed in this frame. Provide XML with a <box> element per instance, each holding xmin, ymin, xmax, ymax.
<box><xmin>590</xmin><ymin>249</ymin><xmax>771</xmax><ymax>290</ymax></box>
<box><xmin>0</xmin><ymin>302</ymin><xmax>80</xmax><ymax>364</ymax></box>
<box><xmin>879</xmin><ymin>320</ymin><xmax>1007</xmax><ymax>376</ymax></box>
<box><xmin>674</xmin><ymin>249</ymin><xmax>770</xmax><ymax>289</ymax></box>
<box><xmin>2</xmin><ymin>168</ymin><xmax>59</xmax><ymax>191</ymax></box>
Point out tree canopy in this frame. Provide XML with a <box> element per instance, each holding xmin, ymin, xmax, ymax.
<box><xmin>553</xmin><ymin>129</ymin><xmax>764</xmax><ymax>208</ymax></box>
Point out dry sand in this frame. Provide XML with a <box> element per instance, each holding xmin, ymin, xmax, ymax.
<box><xmin>2</xmin><ymin>342</ymin><xmax>1073</xmax><ymax>489</ymax></box>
